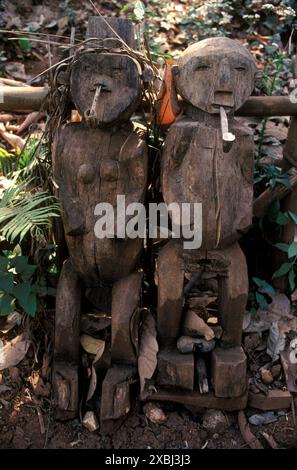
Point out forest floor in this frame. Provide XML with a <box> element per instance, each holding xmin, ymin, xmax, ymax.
<box><xmin>1</xmin><ymin>0</ymin><xmax>297</xmax><ymax>449</ymax></box>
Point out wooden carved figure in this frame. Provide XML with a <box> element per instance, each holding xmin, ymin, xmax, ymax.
<box><xmin>52</xmin><ymin>17</ymin><xmax>148</xmax><ymax>422</ymax></box>
<box><xmin>155</xmin><ymin>38</ymin><xmax>257</xmax><ymax>403</ymax></box>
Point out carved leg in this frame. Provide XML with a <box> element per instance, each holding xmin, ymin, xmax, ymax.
<box><xmin>53</xmin><ymin>259</ymin><xmax>81</xmax><ymax>420</ymax></box>
<box><xmin>156</xmin><ymin>240</ymin><xmax>184</xmax><ymax>347</ymax></box>
<box><xmin>101</xmin><ymin>272</ymin><xmax>142</xmax><ymax>425</ymax></box>
<box><xmin>211</xmin><ymin>243</ymin><xmax>248</xmax><ymax>398</ymax></box>
<box><xmin>155</xmin><ymin>241</ymin><xmax>195</xmax><ymax>389</ymax></box>
<box><xmin>111</xmin><ymin>271</ymin><xmax>143</xmax><ymax>366</ymax></box>
<box><xmin>218</xmin><ymin>242</ymin><xmax>248</xmax><ymax>348</ymax></box>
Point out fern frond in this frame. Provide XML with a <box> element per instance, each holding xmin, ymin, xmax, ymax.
<box><xmin>0</xmin><ymin>178</ymin><xmax>61</xmax><ymax>243</ymax></box>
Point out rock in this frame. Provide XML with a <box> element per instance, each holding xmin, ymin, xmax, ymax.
<box><xmin>271</xmin><ymin>364</ymin><xmax>282</xmax><ymax>380</ymax></box>
<box><xmin>82</xmin><ymin>411</ymin><xmax>99</xmax><ymax>432</ymax></box>
<box><xmin>143</xmin><ymin>402</ymin><xmax>167</xmax><ymax>424</ymax></box>
<box><xmin>202</xmin><ymin>409</ymin><xmax>229</xmax><ymax>434</ymax></box>
<box><xmin>177</xmin><ymin>336</ymin><xmax>215</xmax><ymax>354</ymax></box>
<box><xmin>260</xmin><ymin>368</ymin><xmax>274</xmax><ymax>385</ymax></box>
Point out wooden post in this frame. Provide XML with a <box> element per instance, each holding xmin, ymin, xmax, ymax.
<box><xmin>87</xmin><ymin>16</ymin><xmax>136</xmax><ymax>48</ymax></box>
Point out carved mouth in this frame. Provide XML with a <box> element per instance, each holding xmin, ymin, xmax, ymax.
<box><xmin>212</xmin><ymin>91</ymin><xmax>234</xmax><ymax>110</ymax></box>
<box><xmin>90</xmin><ymin>83</ymin><xmax>112</xmax><ymax>93</ymax></box>
<box><xmin>211</xmin><ymin>103</ymin><xmax>233</xmax><ymax>114</ymax></box>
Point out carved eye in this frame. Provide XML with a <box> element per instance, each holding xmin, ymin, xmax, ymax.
<box><xmin>195</xmin><ymin>64</ymin><xmax>211</xmax><ymax>71</ymax></box>
<box><xmin>235</xmin><ymin>66</ymin><xmax>246</xmax><ymax>71</ymax></box>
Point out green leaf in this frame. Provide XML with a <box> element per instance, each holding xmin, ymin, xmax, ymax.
<box><xmin>0</xmin><ymin>256</ymin><xmax>9</xmax><ymax>270</ymax></box>
<box><xmin>14</xmin><ymin>281</ymin><xmax>36</xmax><ymax>316</ymax></box>
<box><xmin>255</xmin><ymin>291</ymin><xmax>268</xmax><ymax>309</ymax></box>
<box><xmin>0</xmin><ymin>292</ymin><xmax>15</xmax><ymax>315</ymax></box>
<box><xmin>23</xmin><ymin>292</ymin><xmax>37</xmax><ymax>317</ymax></box>
<box><xmin>288</xmin><ymin>242</ymin><xmax>297</xmax><ymax>259</ymax></box>
<box><xmin>0</xmin><ymin>178</ymin><xmax>60</xmax><ymax>243</ymax></box>
<box><xmin>12</xmin><ymin>282</ymin><xmax>31</xmax><ymax>303</ymax></box>
<box><xmin>275</xmin><ymin>212</ymin><xmax>290</xmax><ymax>225</ymax></box>
<box><xmin>289</xmin><ymin>269</ymin><xmax>296</xmax><ymax>292</ymax></box>
<box><xmin>0</xmin><ymin>272</ymin><xmax>14</xmax><ymax>293</ymax></box>
<box><xmin>274</xmin><ymin>243</ymin><xmax>289</xmax><ymax>253</ymax></box>
<box><xmin>252</xmin><ymin>277</ymin><xmax>275</xmax><ymax>295</ymax></box>
<box><xmin>10</xmin><ymin>256</ymin><xmax>36</xmax><ymax>280</ymax></box>
<box><xmin>273</xmin><ymin>262</ymin><xmax>292</xmax><ymax>278</ymax></box>
<box><xmin>288</xmin><ymin>211</ymin><xmax>297</xmax><ymax>225</ymax></box>
<box><xmin>18</xmin><ymin>37</ymin><xmax>31</xmax><ymax>51</ymax></box>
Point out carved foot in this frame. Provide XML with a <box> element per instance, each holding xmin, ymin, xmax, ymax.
<box><xmin>100</xmin><ymin>365</ymin><xmax>136</xmax><ymax>429</ymax></box>
<box><xmin>156</xmin><ymin>347</ymin><xmax>194</xmax><ymax>391</ymax></box>
<box><xmin>52</xmin><ymin>362</ymin><xmax>79</xmax><ymax>420</ymax></box>
<box><xmin>211</xmin><ymin>346</ymin><xmax>247</xmax><ymax>398</ymax></box>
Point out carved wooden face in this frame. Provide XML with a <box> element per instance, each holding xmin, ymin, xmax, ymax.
<box><xmin>174</xmin><ymin>37</ymin><xmax>256</xmax><ymax>114</ymax></box>
<box><xmin>71</xmin><ymin>52</ymin><xmax>142</xmax><ymax>126</ymax></box>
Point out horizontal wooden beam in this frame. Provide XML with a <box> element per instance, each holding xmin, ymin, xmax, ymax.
<box><xmin>236</xmin><ymin>96</ymin><xmax>297</xmax><ymax>117</ymax></box>
<box><xmin>1</xmin><ymin>86</ymin><xmax>297</xmax><ymax>117</ymax></box>
<box><xmin>0</xmin><ymin>86</ymin><xmax>48</xmax><ymax>112</ymax></box>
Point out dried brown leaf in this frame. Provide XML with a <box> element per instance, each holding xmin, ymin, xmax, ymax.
<box><xmin>138</xmin><ymin>312</ymin><xmax>158</xmax><ymax>396</ymax></box>
<box><xmin>0</xmin><ymin>333</ymin><xmax>30</xmax><ymax>371</ymax></box>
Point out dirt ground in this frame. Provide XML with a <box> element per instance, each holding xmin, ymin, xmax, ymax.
<box><xmin>0</xmin><ymin>389</ymin><xmax>297</xmax><ymax>449</ymax></box>
<box><xmin>0</xmin><ymin>341</ymin><xmax>297</xmax><ymax>450</ymax></box>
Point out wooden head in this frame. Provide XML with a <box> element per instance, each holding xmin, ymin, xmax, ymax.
<box><xmin>70</xmin><ymin>51</ymin><xmax>142</xmax><ymax>126</ymax></box>
<box><xmin>173</xmin><ymin>37</ymin><xmax>256</xmax><ymax>114</ymax></box>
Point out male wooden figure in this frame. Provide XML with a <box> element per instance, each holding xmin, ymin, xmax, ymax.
<box><xmin>156</xmin><ymin>37</ymin><xmax>257</xmax><ymax>399</ymax></box>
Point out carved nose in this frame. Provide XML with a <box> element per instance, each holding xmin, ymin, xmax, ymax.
<box><xmin>216</xmin><ymin>58</ymin><xmax>232</xmax><ymax>92</ymax></box>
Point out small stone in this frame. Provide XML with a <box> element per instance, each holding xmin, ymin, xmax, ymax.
<box><xmin>82</xmin><ymin>411</ymin><xmax>99</xmax><ymax>432</ymax></box>
<box><xmin>212</xmin><ymin>433</ymin><xmax>219</xmax><ymax>440</ymax></box>
<box><xmin>260</xmin><ymin>368</ymin><xmax>274</xmax><ymax>385</ymax></box>
<box><xmin>202</xmin><ymin>410</ymin><xmax>229</xmax><ymax>434</ymax></box>
<box><xmin>271</xmin><ymin>364</ymin><xmax>282</xmax><ymax>380</ymax></box>
<box><xmin>143</xmin><ymin>402</ymin><xmax>167</xmax><ymax>424</ymax></box>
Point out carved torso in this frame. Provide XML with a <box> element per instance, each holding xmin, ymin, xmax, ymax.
<box><xmin>53</xmin><ymin>121</ymin><xmax>147</xmax><ymax>285</ymax></box>
<box><xmin>161</xmin><ymin>116</ymin><xmax>254</xmax><ymax>250</ymax></box>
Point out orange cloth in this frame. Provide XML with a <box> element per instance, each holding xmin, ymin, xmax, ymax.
<box><xmin>157</xmin><ymin>60</ymin><xmax>178</xmax><ymax>126</ymax></box>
